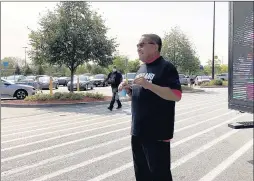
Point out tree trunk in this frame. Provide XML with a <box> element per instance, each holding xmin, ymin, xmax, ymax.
<box><xmin>70</xmin><ymin>68</ymin><xmax>74</xmax><ymax>92</ymax></box>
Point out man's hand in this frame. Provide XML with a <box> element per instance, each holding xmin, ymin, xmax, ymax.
<box><xmin>118</xmin><ymin>81</ymin><xmax>131</xmax><ymax>92</ymax></box>
<box><xmin>133</xmin><ymin>77</ymin><xmax>151</xmax><ymax>89</ymax></box>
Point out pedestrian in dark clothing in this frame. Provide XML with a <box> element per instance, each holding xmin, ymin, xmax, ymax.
<box><xmin>104</xmin><ymin>66</ymin><xmax>123</xmax><ymax>111</ymax></box>
<box><xmin>119</xmin><ymin>34</ymin><xmax>182</xmax><ymax>181</ymax></box>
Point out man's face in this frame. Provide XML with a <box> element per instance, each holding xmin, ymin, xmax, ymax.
<box><xmin>137</xmin><ymin>36</ymin><xmax>157</xmax><ymax>62</ymax></box>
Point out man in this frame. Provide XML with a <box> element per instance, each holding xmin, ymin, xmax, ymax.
<box><xmin>104</xmin><ymin>66</ymin><xmax>123</xmax><ymax>111</ymax></box>
<box><xmin>119</xmin><ymin>34</ymin><xmax>182</xmax><ymax>181</ymax></box>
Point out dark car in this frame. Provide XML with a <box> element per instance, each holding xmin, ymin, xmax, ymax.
<box><xmin>57</xmin><ymin>77</ymin><xmax>71</xmax><ymax>86</ymax></box>
<box><xmin>37</xmin><ymin>76</ymin><xmax>59</xmax><ymax>90</ymax></box>
<box><xmin>67</xmin><ymin>75</ymin><xmax>94</xmax><ymax>91</ymax></box>
<box><xmin>92</xmin><ymin>74</ymin><xmax>108</xmax><ymax>87</ymax></box>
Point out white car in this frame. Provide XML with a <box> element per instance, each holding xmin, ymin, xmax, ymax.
<box><xmin>1</xmin><ymin>79</ymin><xmax>36</xmax><ymax>99</ymax></box>
<box><xmin>195</xmin><ymin>76</ymin><xmax>211</xmax><ymax>85</ymax></box>
<box><xmin>122</xmin><ymin>73</ymin><xmax>136</xmax><ymax>84</ymax></box>
<box><xmin>216</xmin><ymin>73</ymin><xmax>228</xmax><ymax>81</ymax></box>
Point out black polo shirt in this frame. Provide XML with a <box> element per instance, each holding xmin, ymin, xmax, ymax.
<box><xmin>131</xmin><ymin>56</ymin><xmax>182</xmax><ymax>140</ymax></box>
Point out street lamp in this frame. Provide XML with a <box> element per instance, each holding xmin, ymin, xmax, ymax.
<box><xmin>22</xmin><ymin>46</ymin><xmax>28</xmax><ymax>67</ymax></box>
<box><xmin>212</xmin><ymin>1</ymin><xmax>216</xmax><ymax>79</ymax></box>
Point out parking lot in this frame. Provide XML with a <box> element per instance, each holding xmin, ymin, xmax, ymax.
<box><xmin>1</xmin><ymin>88</ymin><xmax>253</xmax><ymax>181</ymax></box>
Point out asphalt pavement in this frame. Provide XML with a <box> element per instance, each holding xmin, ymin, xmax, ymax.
<box><xmin>1</xmin><ymin>88</ymin><xmax>253</xmax><ymax>181</ymax></box>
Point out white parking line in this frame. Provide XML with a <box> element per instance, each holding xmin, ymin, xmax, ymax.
<box><xmin>2</xmin><ymin>97</ymin><xmax>224</xmax><ymax>131</ymax></box>
<box><xmin>2</xmin><ymin>102</ymin><xmax>227</xmax><ymax>145</ymax></box>
<box><xmin>198</xmin><ymin>139</ymin><xmax>253</xmax><ymax>181</ymax></box>
<box><xmin>1</xmin><ymin>118</ymin><xmax>130</xmax><ymax>151</ymax></box>
<box><xmin>1</xmin><ymin>115</ymin><xmax>130</xmax><ymax>144</ymax></box>
<box><xmin>1</xmin><ymin>127</ymin><xmax>131</xmax><ymax>163</ymax></box>
<box><xmin>171</xmin><ymin>129</ymin><xmax>240</xmax><ymax>169</ymax></box>
<box><xmin>3</xmin><ymin>113</ymin><xmax>244</xmax><ymax>180</ymax></box>
<box><xmin>86</xmin><ymin>130</ymin><xmax>240</xmax><ymax>181</ymax></box>
<box><xmin>1</xmin><ymin>113</ymin><xmax>123</xmax><ymax>137</ymax></box>
<box><xmin>84</xmin><ymin>114</ymin><xmax>246</xmax><ymax>181</ymax></box>
<box><xmin>174</xmin><ymin>111</ymin><xmax>233</xmax><ymax>133</ymax></box>
<box><xmin>2</xmin><ymin>102</ymin><xmax>226</xmax><ymax>150</ymax></box>
<box><xmin>1</xmin><ymin>136</ymin><xmax>131</xmax><ymax>177</ymax></box>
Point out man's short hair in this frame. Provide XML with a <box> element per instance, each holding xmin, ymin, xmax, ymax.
<box><xmin>142</xmin><ymin>34</ymin><xmax>162</xmax><ymax>52</ymax></box>
<box><xmin>113</xmin><ymin>65</ymin><xmax>116</xmax><ymax>69</ymax></box>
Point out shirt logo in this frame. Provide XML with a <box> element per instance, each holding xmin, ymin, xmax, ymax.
<box><xmin>135</xmin><ymin>73</ymin><xmax>155</xmax><ymax>83</ymax></box>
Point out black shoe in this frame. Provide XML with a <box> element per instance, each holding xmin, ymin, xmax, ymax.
<box><xmin>108</xmin><ymin>107</ymin><xmax>113</xmax><ymax>111</ymax></box>
<box><xmin>116</xmin><ymin>105</ymin><xmax>122</xmax><ymax>109</ymax></box>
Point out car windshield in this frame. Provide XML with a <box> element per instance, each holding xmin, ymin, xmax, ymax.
<box><xmin>6</xmin><ymin>75</ymin><xmax>21</xmax><ymax>80</ymax></box>
<box><xmin>26</xmin><ymin>76</ymin><xmax>35</xmax><ymax>80</ymax></box>
<box><xmin>74</xmin><ymin>76</ymin><xmax>88</xmax><ymax>81</ymax></box>
<box><xmin>94</xmin><ymin>74</ymin><xmax>105</xmax><ymax>79</ymax></box>
<box><xmin>127</xmin><ymin>73</ymin><xmax>136</xmax><ymax>79</ymax></box>
<box><xmin>39</xmin><ymin>77</ymin><xmax>50</xmax><ymax>81</ymax></box>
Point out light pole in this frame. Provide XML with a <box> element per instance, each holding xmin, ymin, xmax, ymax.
<box><xmin>212</xmin><ymin>1</ymin><xmax>216</xmax><ymax>79</ymax></box>
<box><xmin>22</xmin><ymin>46</ymin><xmax>28</xmax><ymax>67</ymax></box>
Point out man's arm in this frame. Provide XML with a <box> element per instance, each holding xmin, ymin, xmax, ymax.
<box><xmin>134</xmin><ymin>64</ymin><xmax>182</xmax><ymax>102</ymax></box>
<box><xmin>146</xmin><ymin>84</ymin><xmax>181</xmax><ymax>102</ymax></box>
<box><xmin>103</xmin><ymin>73</ymin><xmax>111</xmax><ymax>84</ymax></box>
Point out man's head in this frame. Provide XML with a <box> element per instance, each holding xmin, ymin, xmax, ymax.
<box><xmin>137</xmin><ymin>34</ymin><xmax>162</xmax><ymax>63</ymax></box>
<box><xmin>113</xmin><ymin>66</ymin><xmax>117</xmax><ymax>72</ymax></box>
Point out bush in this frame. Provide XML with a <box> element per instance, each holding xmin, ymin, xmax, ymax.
<box><xmin>201</xmin><ymin>79</ymin><xmax>227</xmax><ymax>86</ymax></box>
<box><xmin>24</xmin><ymin>92</ymin><xmax>104</xmax><ymax>101</ymax></box>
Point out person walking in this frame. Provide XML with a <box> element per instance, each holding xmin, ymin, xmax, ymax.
<box><xmin>104</xmin><ymin>66</ymin><xmax>123</xmax><ymax>111</ymax></box>
<box><xmin>119</xmin><ymin>34</ymin><xmax>182</xmax><ymax>181</ymax></box>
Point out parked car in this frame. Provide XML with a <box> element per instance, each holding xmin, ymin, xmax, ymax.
<box><xmin>0</xmin><ymin>78</ymin><xmax>36</xmax><ymax>99</ymax></box>
<box><xmin>123</xmin><ymin>73</ymin><xmax>136</xmax><ymax>84</ymax></box>
<box><xmin>67</xmin><ymin>75</ymin><xmax>94</xmax><ymax>91</ymax></box>
<box><xmin>92</xmin><ymin>74</ymin><xmax>108</xmax><ymax>87</ymax></box>
<box><xmin>195</xmin><ymin>75</ymin><xmax>211</xmax><ymax>85</ymax></box>
<box><xmin>36</xmin><ymin>76</ymin><xmax>59</xmax><ymax>90</ymax></box>
<box><xmin>5</xmin><ymin>75</ymin><xmax>26</xmax><ymax>83</ymax></box>
<box><xmin>216</xmin><ymin>73</ymin><xmax>228</xmax><ymax>81</ymax></box>
<box><xmin>16</xmin><ymin>76</ymin><xmax>39</xmax><ymax>89</ymax></box>
<box><xmin>179</xmin><ymin>74</ymin><xmax>189</xmax><ymax>85</ymax></box>
<box><xmin>57</xmin><ymin>77</ymin><xmax>71</xmax><ymax>86</ymax></box>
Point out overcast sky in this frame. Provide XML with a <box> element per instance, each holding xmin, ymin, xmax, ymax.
<box><xmin>1</xmin><ymin>2</ymin><xmax>229</xmax><ymax>65</ymax></box>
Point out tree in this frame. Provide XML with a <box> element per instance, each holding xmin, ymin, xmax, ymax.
<box><xmin>109</xmin><ymin>55</ymin><xmax>129</xmax><ymax>73</ymax></box>
<box><xmin>128</xmin><ymin>59</ymin><xmax>141</xmax><ymax>72</ymax></box>
<box><xmin>37</xmin><ymin>65</ymin><xmax>45</xmax><ymax>75</ymax></box>
<box><xmin>76</xmin><ymin>65</ymin><xmax>88</xmax><ymax>74</ymax></box>
<box><xmin>220</xmin><ymin>64</ymin><xmax>228</xmax><ymax>73</ymax></box>
<box><xmin>14</xmin><ymin>65</ymin><xmax>21</xmax><ymax>75</ymax></box>
<box><xmin>24</xmin><ymin>65</ymin><xmax>33</xmax><ymax>75</ymax></box>
<box><xmin>91</xmin><ymin>64</ymin><xmax>107</xmax><ymax>75</ymax></box>
<box><xmin>28</xmin><ymin>2</ymin><xmax>117</xmax><ymax>92</ymax></box>
<box><xmin>161</xmin><ymin>26</ymin><xmax>199</xmax><ymax>74</ymax></box>
<box><xmin>205</xmin><ymin>56</ymin><xmax>221</xmax><ymax>75</ymax></box>
<box><xmin>86</xmin><ymin>63</ymin><xmax>92</xmax><ymax>73</ymax></box>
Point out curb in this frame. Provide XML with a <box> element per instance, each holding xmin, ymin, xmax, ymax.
<box><xmin>1</xmin><ymin>98</ymin><xmax>130</xmax><ymax>108</ymax></box>
<box><xmin>199</xmin><ymin>86</ymin><xmax>228</xmax><ymax>88</ymax></box>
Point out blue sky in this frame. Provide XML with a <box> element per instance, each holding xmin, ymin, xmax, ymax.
<box><xmin>1</xmin><ymin>2</ymin><xmax>229</xmax><ymax>65</ymax></box>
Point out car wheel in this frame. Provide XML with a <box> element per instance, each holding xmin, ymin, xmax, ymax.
<box><xmin>14</xmin><ymin>89</ymin><xmax>28</xmax><ymax>100</ymax></box>
<box><xmin>91</xmin><ymin>85</ymin><xmax>94</xmax><ymax>90</ymax></box>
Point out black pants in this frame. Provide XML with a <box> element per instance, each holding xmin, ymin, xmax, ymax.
<box><xmin>131</xmin><ymin>136</ymin><xmax>173</xmax><ymax>181</ymax></box>
<box><xmin>109</xmin><ymin>87</ymin><xmax>122</xmax><ymax>108</ymax></box>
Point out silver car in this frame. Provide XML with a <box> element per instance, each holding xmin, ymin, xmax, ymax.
<box><xmin>122</xmin><ymin>73</ymin><xmax>136</xmax><ymax>84</ymax></box>
<box><xmin>1</xmin><ymin>79</ymin><xmax>36</xmax><ymax>99</ymax></box>
<box><xmin>179</xmin><ymin>74</ymin><xmax>189</xmax><ymax>85</ymax></box>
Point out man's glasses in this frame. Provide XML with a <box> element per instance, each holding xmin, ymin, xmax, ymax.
<box><xmin>137</xmin><ymin>42</ymin><xmax>155</xmax><ymax>48</ymax></box>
